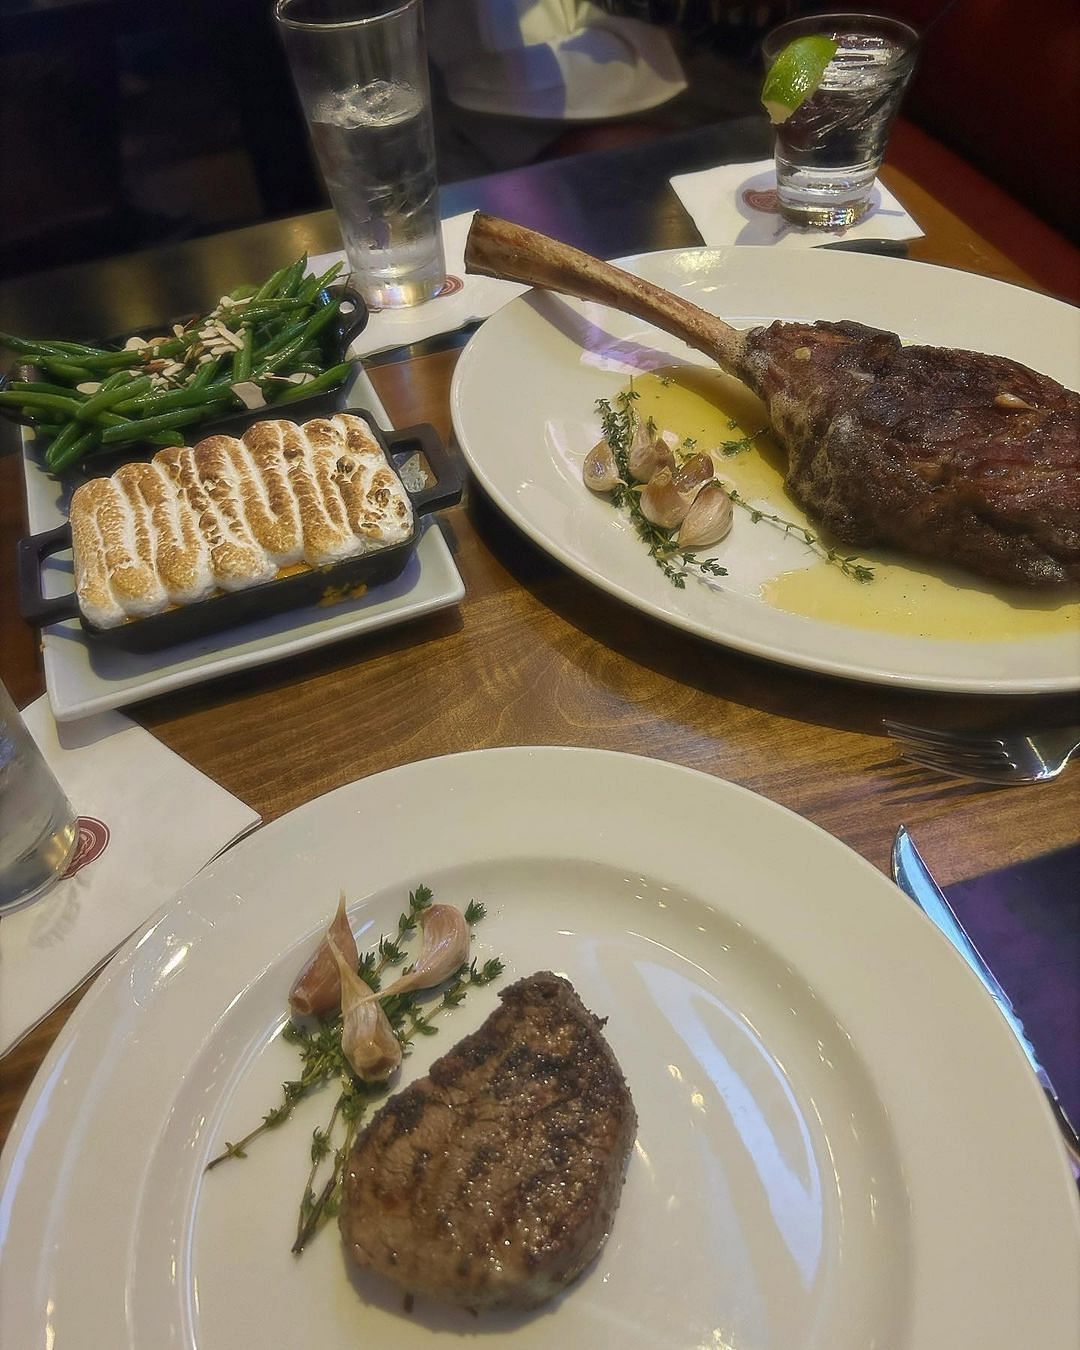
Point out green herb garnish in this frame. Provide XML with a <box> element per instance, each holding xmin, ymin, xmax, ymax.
<box><xmin>727</xmin><ymin>489</ymin><xmax>876</xmax><ymax>581</ymax></box>
<box><xmin>205</xmin><ymin>888</ymin><xmax>503</xmax><ymax>1254</ymax></box>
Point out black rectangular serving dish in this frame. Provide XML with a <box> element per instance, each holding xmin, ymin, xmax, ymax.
<box><xmin>18</xmin><ymin>407</ymin><xmax>461</xmax><ymax>654</ymax></box>
<box><xmin>2</xmin><ymin>280</ymin><xmax>369</xmax><ymax>476</ymax></box>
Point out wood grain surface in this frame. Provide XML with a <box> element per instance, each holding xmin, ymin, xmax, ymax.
<box><xmin>2</xmin><ymin>130</ymin><xmax>1078</xmax><ymax>1152</ymax></box>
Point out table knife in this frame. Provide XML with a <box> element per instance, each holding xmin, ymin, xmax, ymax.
<box><xmin>819</xmin><ymin>238</ymin><xmax>909</xmax><ymax>257</ymax></box>
<box><xmin>891</xmin><ymin>825</ymin><xmax>1080</xmax><ymax>1168</ymax></box>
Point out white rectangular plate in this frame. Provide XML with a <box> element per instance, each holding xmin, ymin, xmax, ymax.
<box><xmin>20</xmin><ymin>370</ymin><xmax>465</xmax><ymax>722</ymax></box>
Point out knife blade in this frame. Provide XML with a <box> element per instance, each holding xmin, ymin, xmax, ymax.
<box><xmin>892</xmin><ymin>826</ymin><xmax>1080</xmax><ymax>1167</ymax></box>
<box><xmin>819</xmin><ymin>238</ymin><xmax>909</xmax><ymax>257</ymax></box>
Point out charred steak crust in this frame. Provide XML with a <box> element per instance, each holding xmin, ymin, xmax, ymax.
<box><xmin>742</xmin><ymin>320</ymin><xmax>1080</xmax><ymax>588</ymax></box>
<box><xmin>339</xmin><ymin>972</ymin><xmax>636</xmax><ymax>1310</ymax></box>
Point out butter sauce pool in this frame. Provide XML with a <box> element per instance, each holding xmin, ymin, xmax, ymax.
<box><xmin>629</xmin><ymin>366</ymin><xmax>1080</xmax><ymax>641</ymax></box>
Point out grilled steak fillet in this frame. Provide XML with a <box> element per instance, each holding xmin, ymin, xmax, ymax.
<box><xmin>741</xmin><ymin>320</ymin><xmax>1080</xmax><ymax>587</ymax></box>
<box><xmin>339</xmin><ymin>972</ymin><xmax>636</xmax><ymax>1310</ymax></box>
<box><xmin>465</xmin><ymin>213</ymin><xmax>1080</xmax><ymax>588</ymax></box>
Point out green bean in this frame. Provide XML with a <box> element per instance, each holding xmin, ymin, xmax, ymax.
<box><xmin>0</xmin><ymin>333</ymin><xmax>108</xmax><ymax>358</ymax></box>
<box><xmin>0</xmin><ymin>389</ymin><xmax>84</xmax><ymax>416</ymax></box>
<box><xmin>268</xmin><ymin>361</ymin><xmax>352</xmax><ymax>405</ymax></box>
<box><xmin>100</xmin><ymin>369</ymin><xmax>135</xmax><ymax>393</ymax></box>
<box><xmin>250</xmin><ymin>318</ymin><xmax>308</xmax><ymax>364</ymax></box>
<box><xmin>235</xmin><ymin>300</ymin><xmax>309</xmax><ymax>325</ymax></box>
<box><xmin>254</xmin><ymin>298</ymin><xmax>342</xmax><ymax>377</ymax></box>
<box><xmin>41</xmin><ymin>359</ymin><xmax>96</xmax><ymax>383</ymax></box>
<box><xmin>314</xmin><ymin>260</ymin><xmax>345</xmax><ymax>290</ymax></box>
<box><xmin>112</xmin><ymin>384</ymin><xmax>235</xmax><ymax>418</ymax></box>
<box><xmin>77</xmin><ymin>376</ymin><xmax>153</xmax><ymax>421</ymax></box>
<box><xmin>232</xmin><ymin>326</ymin><xmax>254</xmax><ymax>384</ymax></box>
<box><xmin>99</xmin><ymin>408</ymin><xmax>208</xmax><ymax>445</ymax></box>
<box><xmin>229</xmin><ymin>283</ymin><xmax>258</xmax><ymax>302</ymax></box>
<box><xmin>49</xmin><ymin>428</ymin><xmax>101</xmax><ymax>473</ymax></box>
<box><xmin>253</xmin><ymin>264</ymin><xmax>290</xmax><ymax>302</ymax></box>
<box><xmin>190</xmin><ymin>358</ymin><xmax>221</xmax><ymax>389</ymax></box>
<box><xmin>73</xmin><ymin>349</ymin><xmax>146</xmax><ymax>373</ymax></box>
<box><xmin>278</xmin><ymin>256</ymin><xmax>308</xmax><ymax>299</ymax></box>
<box><xmin>147</xmin><ymin>430</ymin><xmax>186</xmax><ymax>448</ymax></box>
<box><xmin>9</xmin><ymin>379</ymin><xmax>85</xmax><ymax>398</ymax></box>
<box><xmin>295</xmin><ymin>274</ymin><xmax>321</xmax><ymax>306</ymax></box>
<box><xmin>295</xmin><ymin>261</ymin><xmax>343</xmax><ymax>306</ymax></box>
<box><xmin>43</xmin><ymin>420</ymin><xmax>84</xmax><ymax>469</ymax></box>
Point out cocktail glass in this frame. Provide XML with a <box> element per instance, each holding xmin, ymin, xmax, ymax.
<box><xmin>763</xmin><ymin>12</ymin><xmax>919</xmax><ymax>229</ymax></box>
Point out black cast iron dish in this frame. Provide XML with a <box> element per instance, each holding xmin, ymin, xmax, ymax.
<box><xmin>18</xmin><ymin>403</ymin><xmax>461</xmax><ymax>654</ymax></box>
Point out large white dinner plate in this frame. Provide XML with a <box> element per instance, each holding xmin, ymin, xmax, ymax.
<box><xmin>450</xmin><ymin>247</ymin><xmax>1080</xmax><ymax>693</ymax></box>
<box><xmin>19</xmin><ymin>370</ymin><xmax>465</xmax><ymax>722</ymax></box>
<box><xmin>2</xmin><ymin>748</ymin><xmax>1077</xmax><ymax>1349</ymax></box>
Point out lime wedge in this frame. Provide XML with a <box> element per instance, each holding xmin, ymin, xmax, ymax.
<box><xmin>762</xmin><ymin>35</ymin><xmax>839</xmax><ymax>124</ymax></box>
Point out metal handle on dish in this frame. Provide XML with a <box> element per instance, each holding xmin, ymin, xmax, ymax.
<box><xmin>17</xmin><ymin>524</ymin><xmax>79</xmax><ymax>627</ymax></box>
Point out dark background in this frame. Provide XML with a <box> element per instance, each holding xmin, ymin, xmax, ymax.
<box><xmin>0</xmin><ymin>0</ymin><xmax>1076</xmax><ymax>284</ymax></box>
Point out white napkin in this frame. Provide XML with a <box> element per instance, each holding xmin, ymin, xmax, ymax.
<box><xmin>426</xmin><ymin>0</ymin><xmax>687</xmax><ymax>120</ymax></box>
<box><xmin>0</xmin><ymin>698</ymin><xmax>260</xmax><ymax>1056</ymax></box>
<box><xmin>309</xmin><ymin>212</ymin><xmax>528</xmax><ymax>359</ymax></box>
<box><xmin>670</xmin><ymin>158</ymin><xmax>924</xmax><ymax>248</ymax></box>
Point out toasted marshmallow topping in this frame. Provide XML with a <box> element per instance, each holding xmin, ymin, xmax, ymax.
<box><xmin>70</xmin><ymin>414</ymin><xmax>414</xmax><ymax>628</ymax></box>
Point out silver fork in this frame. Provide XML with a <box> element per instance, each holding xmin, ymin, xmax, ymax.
<box><xmin>883</xmin><ymin>720</ymin><xmax>1080</xmax><ymax>785</ymax></box>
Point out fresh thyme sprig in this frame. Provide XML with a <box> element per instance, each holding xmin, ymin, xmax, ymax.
<box><xmin>599</xmin><ymin>390</ymin><xmax>728</xmax><ymax>590</ymax></box>
<box><xmin>719</xmin><ymin>421</ymin><xmax>770</xmax><ymax>456</ymax></box>
<box><xmin>204</xmin><ymin>888</ymin><xmax>503</xmax><ymax>1255</ymax></box>
<box><xmin>726</xmin><ymin>489</ymin><xmax>876</xmax><ymax>582</ymax></box>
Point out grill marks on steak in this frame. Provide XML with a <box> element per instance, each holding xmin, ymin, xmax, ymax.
<box><xmin>741</xmin><ymin>320</ymin><xmax>1080</xmax><ymax>587</ymax></box>
<box><xmin>463</xmin><ymin>214</ymin><xmax>1080</xmax><ymax>590</ymax></box>
<box><xmin>339</xmin><ymin>972</ymin><xmax>636</xmax><ymax>1311</ymax></box>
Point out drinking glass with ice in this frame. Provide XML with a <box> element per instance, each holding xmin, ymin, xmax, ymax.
<box><xmin>276</xmin><ymin>0</ymin><xmax>446</xmax><ymax>308</ymax></box>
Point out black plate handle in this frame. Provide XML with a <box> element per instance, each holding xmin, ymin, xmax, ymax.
<box><xmin>388</xmin><ymin>423</ymin><xmax>463</xmax><ymax>515</ymax></box>
<box><xmin>327</xmin><ymin>279</ymin><xmax>370</xmax><ymax>351</ymax></box>
<box><xmin>18</xmin><ymin>524</ymin><xmax>80</xmax><ymax>627</ymax></box>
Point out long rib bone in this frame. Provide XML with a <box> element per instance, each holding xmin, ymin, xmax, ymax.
<box><xmin>464</xmin><ymin>212</ymin><xmax>752</xmax><ymax>380</ymax></box>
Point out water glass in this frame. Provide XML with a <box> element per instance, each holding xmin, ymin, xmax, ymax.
<box><xmin>763</xmin><ymin>12</ymin><xmax>918</xmax><ymax>229</ymax></box>
<box><xmin>275</xmin><ymin>0</ymin><xmax>446</xmax><ymax>308</ymax></box>
<box><xmin>0</xmin><ymin>683</ymin><xmax>77</xmax><ymax>912</ymax></box>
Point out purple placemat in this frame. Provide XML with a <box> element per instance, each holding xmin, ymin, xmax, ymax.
<box><xmin>947</xmin><ymin>843</ymin><xmax>1080</xmax><ymax>1126</ymax></box>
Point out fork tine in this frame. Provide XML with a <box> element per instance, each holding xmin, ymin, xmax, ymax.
<box><xmin>883</xmin><ymin>720</ymin><xmax>1007</xmax><ymax>752</ymax></box>
<box><xmin>896</xmin><ymin>750</ymin><xmax>1024</xmax><ymax>784</ymax></box>
<box><xmin>890</xmin><ymin>739</ymin><xmax>1014</xmax><ymax>767</ymax></box>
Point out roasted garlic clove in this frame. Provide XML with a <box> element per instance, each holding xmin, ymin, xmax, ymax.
<box><xmin>678</xmin><ymin>481</ymin><xmax>734</xmax><ymax>549</ymax></box>
<box><xmin>583</xmin><ymin>438</ymin><xmax>621</xmax><ymax>492</ymax></box>
<box><xmin>288</xmin><ymin>891</ymin><xmax>359</xmax><ymax>1017</ymax></box>
<box><xmin>380</xmin><ymin>904</ymin><xmax>470</xmax><ymax>998</ymax></box>
<box><xmin>673</xmin><ymin>453</ymin><xmax>716</xmax><ymax>495</ymax></box>
<box><xmin>628</xmin><ymin>426</ymin><xmax>676</xmax><ymax>483</ymax></box>
<box><xmin>639</xmin><ymin>466</ymin><xmax>693</xmax><ymax>529</ymax></box>
<box><xmin>328</xmin><ymin>934</ymin><xmax>403</xmax><ymax>1082</ymax></box>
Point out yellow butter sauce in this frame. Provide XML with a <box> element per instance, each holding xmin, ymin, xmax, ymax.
<box><xmin>630</xmin><ymin>365</ymin><xmax>1080</xmax><ymax>641</ymax></box>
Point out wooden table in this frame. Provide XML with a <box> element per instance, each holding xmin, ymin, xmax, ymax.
<box><xmin>2</xmin><ymin>121</ymin><xmax>1078</xmax><ymax>1148</ymax></box>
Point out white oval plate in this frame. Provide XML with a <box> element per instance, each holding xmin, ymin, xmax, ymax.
<box><xmin>450</xmin><ymin>247</ymin><xmax>1080</xmax><ymax>693</ymax></box>
<box><xmin>2</xmin><ymin>748</ymin><xmax>1078</xmax><ymax>1349</ymax></box>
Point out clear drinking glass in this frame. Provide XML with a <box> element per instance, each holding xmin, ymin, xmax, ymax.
<box><xmin>275</xmin><ymin>0</ymin><xmax>446</xmax><ymax>308</ymax></box>
<box><xmin>0</xmin><ymin>683</ymin><xmax>77</xmax><ymax>912</ymax></box>
<box><xmin>762</xmin><ymin>12</ymin><xmax>918</xmax><ymax>229</ymax></box>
